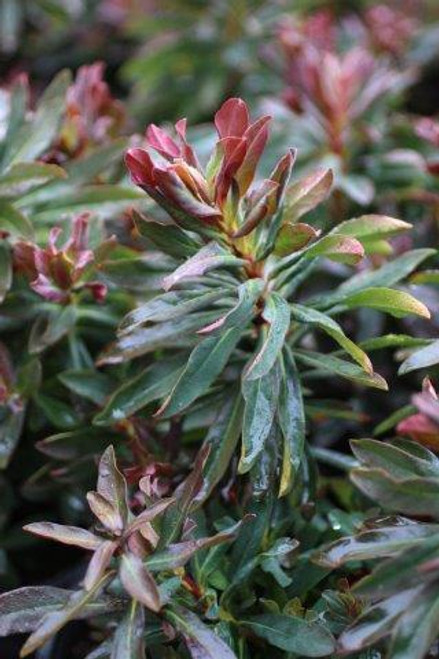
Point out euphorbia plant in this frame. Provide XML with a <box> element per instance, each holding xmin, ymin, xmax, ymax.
<box><xmin>97</xmin><ymin>97</ymin><xmax>433</xmax><ymax>498</ymax></box>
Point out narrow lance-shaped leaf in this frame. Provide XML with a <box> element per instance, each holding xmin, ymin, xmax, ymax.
<box><xmin>97</xmin><ymin>446</ymin><xmax>129</xmax><ymax>529</ymax></box>
<box><xmin>303</xmin><ymin>234</ymin><xmax>364</xmax><ymax>265</ymax></box>
<box><xmin>19</xmin><ymin>573</ymin><xmax>113</xmax><ymax>657</ymax></box>
<box><xmin>290</xmin><ymin>304</ymin><xmax>372</xmax><ymax>373</ymax></box>
<box><xmin>335</xmin><ymin>287</ymin><xmax>430</xmax><ymax>319</ymax></box>
<box><xmin>350</xmin><ymin>469</ymin><xmax>439</xmax><ymax>519</ymax></box>
<box><xmin>111</xmin><ymin>600</ymin><xmax>145</xmax><ymax>659</ymax></box>
<box><xmin>86</xmin><ymin>492</ymin><xmax>123</xmax><ymax>534</ymax></box>
<box><xmin>146</xmin><ymin>518</ymin><xmax>248</xmax><ymax>572</ymax></box>
<box><xmin>119</xmin><ymin>552</ymin><xmax>161</xmax><ymax>613</ymax></box>
<box><xmin>157</xmin><ymin>279</ymin><xmax>263</xmax><ymax>418</ymax></box>
<box><xmin>164</xmin><ymin>605</ymin><xmax>237</xmax><ymax>659</ymax></box>
<box><xmin>278</xmin><ymin>350</ymin><xmax>305</xmax><ymax>496</ymax></box>
<box><xmin>159</xmin><ymin>445</ymin><xmax>209</xmax><ymax>548</ymax></box>
<box><xmin>238</xmin><ymin>360</ymin><xmax>281</xmax><ymax>474</ymax></box>
<box><xmin>193</xmin><ymin>390</ymin><xmax>243</xmax><ymax>506</ymax></box>
<box><xmin>399</xmin><ymin>339</ymin><xmax>439</xmax><ymax>375</ymax></box>
<box><xmin>162</xmin><ymin>242</ymin><xmax>245</xmax><ymax>291</ymax></box>
<box><xmin>284</xmin><ymin>168</ymin><xmax>333</xmax><ymax>221</ymax></box>
<box><xmin>314</xmin><ymin>520</ymin><xmax>439</xmax><ymax>567</ymax></box>
<box><xmin>0</xmin><ymin>587</ymin><xmax>72</xmax><ymax>635</ymax></box>
<box><xmin>83</xmin><ymin>541</ymin><xmax>118</xmax><ymax>592</ymax></box>
<box><xmin>332</xmin><ymin>215</ymin><xmax>411</xmax><ymax>241</ymax></box>
<box><xmin>240</xmin><ymin>613</ymin><xmax>335</xmax><ymax>657</ymax></box>
<box><xmin>295</xmin><ymin>351</ymin><xmax>388</xmax><ymax>390</ymax></box>
<box><xmin>338</xmin><ymin>588</ymin><xmax>422</xmax><ymax>654</ymax></box>
<box><xmin>0</xmin><ymin>241</ymin><xmax>12</xmax><ymax>303</ymax></box>
<box><xmin>387</xmin><ymin>584</ymin><xmax>439</xmax><ymax>659</ymax></box>
<box><xmin>23</xmin><ymin>521</ymin><xmax>103</xmax><ymax>551</ymax></box>
<box><xmin>93</xmin><ymin>355</ymin><xmax>186</xmax><ymax>426</ymax></box>
<box><xmin>118</xmin><ymin>289</ymin><xmax>226</xmax><ymax>335</ymax></box>
<box><xmin>316</xmin><ymin>249</ymin><xmax>435</xmax><ymax>308</ymax></box>
<box><xmin>244</xmin><ymin>292</ymin><xmax>290</xmax><ymax>381</ymax></box>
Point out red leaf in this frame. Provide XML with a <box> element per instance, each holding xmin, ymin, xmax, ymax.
<box><xmin>214</xmin><ymin>97</ymin><xmax>249</xmax><ymax>138</ymax></box>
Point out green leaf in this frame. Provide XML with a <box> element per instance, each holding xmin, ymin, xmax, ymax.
<box><xmin>291</xmin><ymin>304</ymin><xmax>372</xmax><ymax>373</ymax></box>
<box><xmin>158</xmin><ymin>280</ymin><xmax>263</xmax><ymax>418</ymax></box>
<box><xmin>36</xmin><ymin>428</ymin><xmax>117</xmax><ymax>461</ymax></box>
<box><xmin>111</xmin><ymin>600</ymin><xmax>145</xmax><ymax>659</ymax></box>
<box><xmin>164</xmin><ymin>605</ymin><xmax>237</xmax><ymax>659</ymax></box>
<box><xmin>0</xmin><ymin>241</ymin><xmax>12</xmax><ymax>303</ymax></box>
<box><xmin>58</xmin><ymin>370</ymin><xmax>113</xmax><ymax>406</ymax></box>
<box><xmin>33</xmin><ymin>393</ymin><xmax>79</xmax><ymax>430</ymax></box>
<box><xmin>97</xmin><ymin>311</ymin><xmax>220</xmax><ymax>364</ymax></box>
<box><xmin>146</xmin><ymin>519</ymin><xmax>245</xmax><ymax>572</ymax></box>
<box><xmin>352</xmin><ymin>467</ymin><xmax>439</xmax><ymax>519</ymax></box>
<box><xmin>333</xmin><ymin>215</ymin><xmax>411</xmax><ymax>242</ymax></box>
<box><xmin>238</xmin><ymin>360</ymin><xmax>280</xmax><ymax>474</ymax></box>
<box><xmin>304</xmin><ymin>235</ymin><xmax>364</xmax><ymax>265</ymax></box>
<box><xmin>274</xmin><ymin>222</ymin><xmax>318</xmax><ymax>257</ymax></box>
<box><xmin>388</xmin><ymin>584</ymin><xmax>439</xmax><ymax>659</ymax></box>
<box><xmin>354</xmin><ymin>535</ymin><xmax>439</xmax><ymax>598</ymax></box>
<box><xmin>296</xmin><ymin>351</ymin><xmax>388</xmax><ymax>390</ymax></box>
<box><xmin>4</xmin><ymin>70</ymin><xmax>71</xmax><ymax>168</ymax></box>
<box><xmin>133</xmin><ymin>209</ymin><xmax>201</xmax><ymax>258</ymax></box>
<box><xmin>118</xmin><ymin>289</ymin><xmax>226</xmax><ymax>335</ymax></box>
<box><xmin>193</xmin><ymin>390</ymin><xmax>243</xmax><ymax>506</ymax></box>
<box><xmin>338</xmin><ymin>287</ymin><xmax>430</xmax><ymax>319</ymax></box>
<box><xmin>319</xmin><ymin>249</ymin><xmax>435</xmax><ymax>307</ymax></box>
<box><xmin>240</xmin><ymin>613</ymin><xmax>335</xmax><ymax>656</ymax></box>
<box><xmin>0</xmin><ymin>405</ymin><xmax>25</xmax><ymax>469</ymax></box>
<box><xmin>278</xmin><ymin>351</ymin><xmax>305</xmax><ymax>496</ymax></box>
<box><xmin>0</xmin><ymin>200</ymin><xmax>33</xmax><ymax>238</ymax></box>
<box><xmin>350</xmin><ymin>439</ymin><xmax>439</xmax><ymax>479</ymax></box>
<box><xmin>159</xmin><ymin>446</ymin><xmax>208</xmax><ymax>548</ymax></box>
<box><xmin>338</xmin><ymin>588</ymin><xmax>422</xmax><ymax>654</ymax></box>
<box><xmin>119</xmin><ymin>552</ymin><xmax>161</xmax><ymax>612</ymax></box>
<box><xmin>28</xmin><ymin>306</ymin><xmax>77</xmax><ymax>355</ymax></box>
<box><xmin>28</xmin><ymin>186</ymin><xmax>144</xmax><ymax>222</ymax></box>
<box><xmin>399</xmin><ymin>339</ymin><xmax>439</xmax><ymax>374</ymax></box>
<box><xmin>0</xmin><ymin>162</ymin><xmax>66</xmax><ymax>197</ymax></box>
<box><xmin>163</xmin><ymin>242</ymin><xmax>245</xmax><ymax>291</ymax></box>
<box><xmin>244</xmin><ymin>293</ymin><xmax>290</xmax><ymax>381</ymax></box>
<box><xmin>94</xmin><ymin>356</ymin><xmax>186</xmax><ymax>426</ymax></box>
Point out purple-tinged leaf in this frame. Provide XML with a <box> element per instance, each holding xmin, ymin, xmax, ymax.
<box><xmin>274</xmin><ymin>222</ymin><xmax>318</xmax><ymax>256</ymax></box>
<box><xmin>165</xmin><ymin>605</ymin><xmax>237</xmax><ymax>659</ymax></box>
<box><xmin>146</xmin><ymin>518</ymin><xmax>249</xmax><ymax>571</ymax></box>
<box><xmin>111</xmin><ymin>600</ymin><xmax>145</xmax><ymax>659</ymax></box>
<box><xmin>23</xmin><ymin>522</ymin><xmax>102</xmax><ymax>551</ymax></box>
<box><xmin>214</xmin><ymin>98</ymin><xmax>249</xmax><ymax>138</ymax></box>
<box><xmin>0</xmin><ymin>587</ymin><xmax>72</xmax><ymax>635</ymax></box>
<box><xmin>97</xmin><ymin>446</ymin><xmax>129</xmax><ymax>528</ymax></box>
<box><xmin>124</xmin><ymin>498</ymin><xmax>176</xmax><ymax>538</ymax></box>
<box><xmin>285</xmin><ymin>169</ymin><xmax>333</xmax><ymax>221</ymax></box>
<box><xmin>163</xmin><ymin>243</ymin><xmax>245</xmax><ymax>291</ymax></box>
<box><xmin>304</xmin><ymin>235</ymin><xmax>364</xmax><ymax>265</ymax></box>
<box><xmin>87</xmin><ymin>491</ymin><xmax>124</xmax><ymax>535</ymax></box>
<box><xmin>158</xmin><ymin>445</ymin><xmax>210</xmax><ymax>548</ymax></box>
<box><xmin>20</xmin><ymin>573</ymin><xmax>113</xmax><ymax>657</ymax></box>
<box><xmin>83</xmin><ymin>541</ymin><xmax>118</xmax><ymax>591</ymax></box>
<box><xmin>119</xmin><ymin>552</ymin><xmax>161</xmax><ymax>612</ymax></box>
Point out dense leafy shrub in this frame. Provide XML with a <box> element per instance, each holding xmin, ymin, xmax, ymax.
<box><xmin>1</xmin><ymin>2</ymin><xmax>439</xmax><ymax>659</ymax></box>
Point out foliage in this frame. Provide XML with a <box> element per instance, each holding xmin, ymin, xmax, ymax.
<box><xmin>0</xmin><ymin>2</ymin><xmax>439</xmax><ymax>659</ymax></box>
